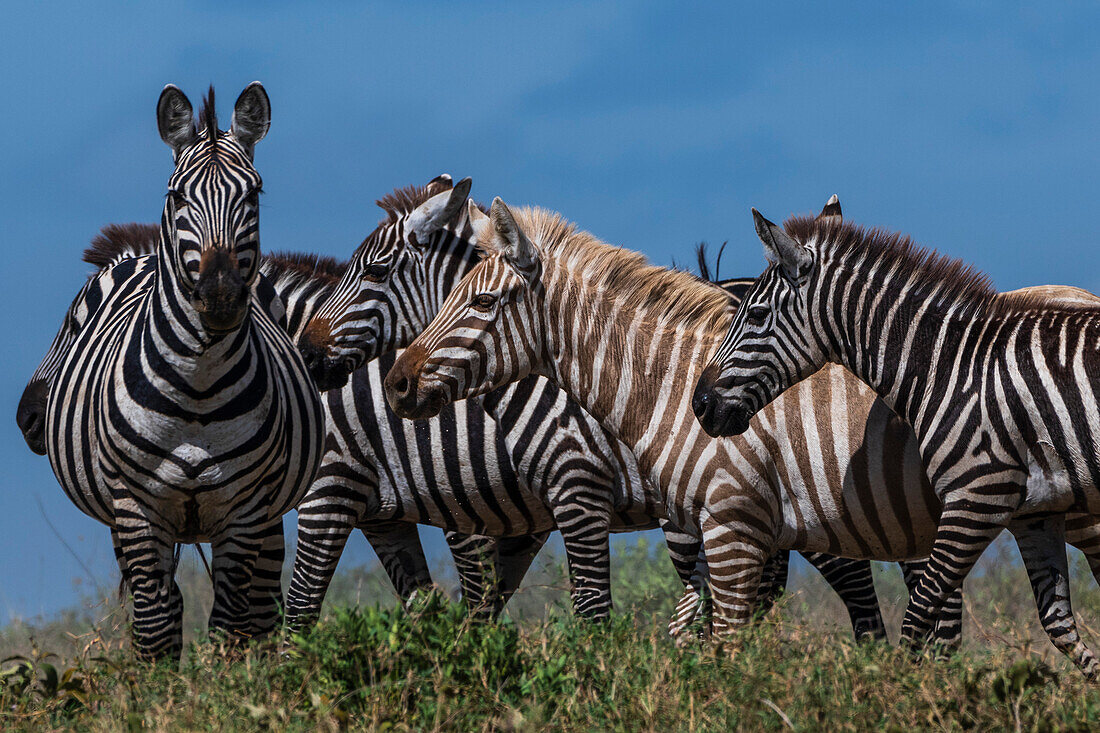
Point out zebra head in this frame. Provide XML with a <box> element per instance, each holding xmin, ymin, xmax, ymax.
<box><xmin>693</xmin><ymin>201</ymin><xmax>839</xmax><ymax>437</ymax></box>
<box><xmin>17</xmin><ymin>282</ymin><xmax>97</xmax><ymax>454</ymax></box>
<box><xmin>299</xmin><ymin>175</ymin><xmax>474</xmax><ymax>391</ymax></box>
<box><xmin>156</xmin><ymin>83</ymin><xmax>270</xmax><ymax>336</ymax></box>
<box><xmin>18</xmin><ymin>224</ymin><xmax>160</xmax><ymax>455</ymax></box>
<box><xmin>384</xmin><ymin>198</ymin><xmax>544</xmax><ymax>419</ymax></box>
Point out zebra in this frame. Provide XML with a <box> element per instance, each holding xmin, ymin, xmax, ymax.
<box><xmin>382</xmin><ymin>197</ymin><xmax>1100</xmax><ymax>662</ymax></box>
<box><xmin>694</xmin><ymin>205</ymin><xmax>1100</xmax><ymax>676</ymax></box>
<box><xmin>297</xmin><ymin>181</ymin><xmax>920</xmax><ymax>638</ymax></box>
<box><xmin>42</xmin><ymin>84</ymin><xmax>325</xmax><ymax>661</ymax></box>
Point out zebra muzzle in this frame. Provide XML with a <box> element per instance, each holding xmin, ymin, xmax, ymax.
<box><xmin>16</xmin><ymin>379</ymin><xmax>48</xmax><ymax>455</ymax></box>
<box><xmin>384</xmin><ymin>360</ymin><xmax>446</xmax><ymax>420</ymax></box>
<box><xmin>192</xmin><ymin>251</ymin><xmax>250</xmax><ymax>334</ymax></box>
<box><xmin>693</xmin><ymin>366</ymin><xmax>752</xmax><ymax>438</ymax></box>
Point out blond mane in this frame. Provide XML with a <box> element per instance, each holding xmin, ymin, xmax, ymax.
<box><xmin>507</xmin><ymin>206</ymin><xmax>734</xmax><ymax>332</ymax></box>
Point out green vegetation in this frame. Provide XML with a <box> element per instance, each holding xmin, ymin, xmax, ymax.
<box><xmin>3</xmin><ymin>536</ymin><xmax>1100</xmax><ymax>731</ymax></box>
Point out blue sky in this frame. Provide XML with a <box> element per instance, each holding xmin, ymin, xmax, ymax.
<box><xmin>3</xmin><ymin>2</ymin><xmax>1100</xmax><ymax>619</ymax></box>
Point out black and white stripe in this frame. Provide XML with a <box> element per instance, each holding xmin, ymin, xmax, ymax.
<box><xmin>699</xmin><ymin>204</ymin><xmax>1100</xmax><ymax>676</ymax></box>
<box><xmin>41</xmin><ymin>85</ymin><xmax>324</xmax><ymax>661</ymax></box>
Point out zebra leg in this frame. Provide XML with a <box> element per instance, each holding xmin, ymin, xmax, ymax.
<box><xmin>900</xmin><ymin>496</ymin><xmax>1015</xmax><ymax>652</ymax></box>
<box><xmin>208</xmin><ymin>518</ymin><xmax>273</xmax><ymax>646</ymax></box>
<box><xmin>1012</xmin><ymin>516</ymin><xmax>1099</xmax><ymax>679</ymax></box>
<box><xmin>664</xmin><ymin>521</ymin><xmax>709</xmax><ymax>638</ymax></box>
<box><xmin>284</xmin><ymin>501</ymin><xmax>358</xmax><ymax>632</ymax></box>
<box><xmin>901</xmin><ymin>560</ymin><xmax>963</xmax><ymax>652</ymax></box>
<box><xmin>803</xmin><ymin>553</ymin><xmax>886</xmax><ymax>641</ymax></box>
<box><xmin>755</xmin><ymin>551</ymin><xmax>790</xmax><ymax>618</ymax></box>
<box><xmin>246</xmin><ymin>523</ymin><xmax>285</xmax><ymax>639</ymax></box>
<box><xmin>113</xmin><ymin>508</ymin><xmax>183</xmax><ymax>661</ymax></box>
<box><xmin>446</xmin><ymin>533</ymin><xmax>504</xmax><ymax>618</ymax></box>
<box><xmin>495</xmin><ymin>532</ymin><xmax>549</xmax><ymax>608</ymax></box>
<box><xmin>552</xmin><ymin>496</ymin><xmax>614</xmax><ymax>619</ymax></box>
<box><xmin>362</xmin><ymin>521</ymin><xmax>433</xmax><ymax>604</ymax></box>
<box><xmin>664</xmin><ymin>520</ymin><xmax>788</xmax><ymax>638</ymax></box>
<box><xmin>1065</xmin><ymin>513</ymin><xmax>1100</xmax><ymax>587</ymax></box>
<box><xmin>700</xmin><ymin>511</ymin><xmax>770</xmax><ymax>638</ymax></box>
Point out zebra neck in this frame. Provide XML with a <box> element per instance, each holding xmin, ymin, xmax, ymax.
<box><xmin>422</xmin><ymin>224</ymin><xmax>483</xmax><ymax>325</ymax></box>
<box><xmin>810</xmin><ymin>250</ymin><xmax>953</xmax><ymax>433</ymax></box>
<box><xmin>146</xmin><ymin>251</ymin><xmax>254</xmax><ymax>384</ymax></box>
<box><xmin>275</xmin><ymin>278</ymin><xmax>332</xmax><ymax>343</ymax></box>
<box><xmin>540</xmin><ymin>268</ymin><xmax>724</xmax><ymax>464</ymax></box>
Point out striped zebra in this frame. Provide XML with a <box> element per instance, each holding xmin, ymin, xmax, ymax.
<box><xmin>290</xmin><ymin>177</ymin><xmax>901</xmax><ymax>633</ymax></box>
<box><xmin>695</xmin><ymin>206</ymin><xmax>1100</xmax><ymax>676</ymax></box>
<box><xmin>300</xmin><ymin>183</ymin><xmax>914</xmax><ymax>637</ymax></box>
<box><xmin>42</xmin><ymin>84</ymin><xmax>325</xmax><ymax>661</ymax></box>
<box><xmin>383</xmin><ymin>198</ymin><xmax>1100</xmax><ymax>660</ymax></box>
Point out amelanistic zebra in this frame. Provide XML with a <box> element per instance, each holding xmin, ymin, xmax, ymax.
<box><xmin>42</xmin><ymin>85</ymin><xmax>324</xmax><ymax>661</ymax></box>
<box><xmin>298</xmin><ymin>181</ymin><xmax>911</xmax><ymax>637</ymax></box>
<box><xmin>384</xmin><ymin>198</ymin><xmax>1100</xmax><ymax>660</ymax></box>
<box><xmin>696</xmin><ymin>207</ymin><xmax>1100</xmax><ymax>676</ymax></box>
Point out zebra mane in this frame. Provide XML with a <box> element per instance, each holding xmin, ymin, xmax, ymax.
<box><xmin>786</xmin><ymin>215</ymin><xmax>1100</xmax><ymax>317</ymax></box>
<box><xmin>83</xmin><ymin>223</ymin><xmax>161</xmax><ymax>268</ymax></box>
<box><xmin>376</xmin><ymin>182</ymin><xmax>488</xmax><ymax>226</ymax></box>
<box><xmin>376</xmin><ymin>183</ymin><xmax>436</xmax><ymax>224</ymax></box>
<box><xmin>198</xmin><ymin>86</ymin><xmax>218</xmax><ymax>143</ymax></box>
<box><xmin>263</xmin><ymin>251</ymin><xmax>348</xmax><ymax>286</ymax></box>
<box><xmin>502</xmin><ymin>207</ymin><xmax>735</xmax><ymax>332</ymax></box>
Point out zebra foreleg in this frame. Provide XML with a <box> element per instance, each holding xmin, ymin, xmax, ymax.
<box><xmin>901</xmin><ymin>496</ymin><xmax>1015</xmax><ymax>653</ymax></box>
<box><xmin>663</xmin><ymin>521</ymin><xmax>709</xmax><ymax>638</ymax></box>
<box><xmin>284</xmin><ymin>501</ymin><xmax>358</xmax><ymax>632</ymax></box>
<box><xmin>246</xmin><ymin>522</ymin><xmax>286</xmax><ymax>640</ymax></box>
<box><xmin>552</xmin><ymin>495</ymin><xmax>614</xmax><ymax>619</ymax></box>
<box><xmin>901</xmin><ymin>560</ymin><xmax>963</xmax><ymax>652</ymax></box>
<box><xmin>113</xmin><ymin>505</ymin><xmax>183</xmax><ymax>662</ymax></box>
<box><xmin>208</xmin><ymin>518</ymin><xmax>272</xmax><ymax>646</ymax></box>
<box><xmin>363</xmin><ymin>521</ymin><xmax>433</xmax><ymax>604</ymax></box>
<box><xmin>494</xmin><ymin>532</ymin><xmax>549</xmax><ymax>609</ymax></box>
<box><xmin>804</xmin><ymin>554</ymin><xmax>885</xmax><ymax>641</ymax></box>
<box><xmin>447</xmin><ymin>533</ymin><xmax>505</xmax><ymax>618</ymax></box>
<box><xmin>699</xmin><ymin>509</ymin><xmax>770</xmax><ymax>638</ymax></box>
<box><xmin>1012</xmin><ymin>516</ymin><xmax>1099</xmax><ymax>679</ymax></box>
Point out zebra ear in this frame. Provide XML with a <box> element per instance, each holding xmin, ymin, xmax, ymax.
<box><xmin>406</xmin><ymin>177</ymin><xmax>472</xmax><ymax>246</ymax></box>
<box><xmin>752</xmin><ymin>208</ymin><xmax>811</xmax><ymax>280</ymax></box>
<box><xmin>230</xmin><ymin>82</ymin><xmax>271</xmax><ymax>158</ymax></box>
<box><xmin>490</xmin><ymin>198</ymin><xmax>538</xmax><ymax>274</ymax></box>
<box><xmin>157</xmin><ymin>85</ymin><xmax>196</xmax><ymax>157</ymax></box>
<box><xmin>467</xmin><ymin>200</ymin><xmax>491</xmax><ymax>243</ymax></box>
<box><xmin>425</xmin><ymin>174</ymin><xmax>453</xmax><ymax>198</ymax></box>
<box><xmin>817</xmin><ymin>194</ymin><xmax>842</xmax><ymax>222</ymax></box>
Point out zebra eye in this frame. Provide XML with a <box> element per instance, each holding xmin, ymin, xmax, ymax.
<box><xmin>745</xmin><ymin>305</ymin><xmax>770</xmax><ymax>326</ymax></box>
<box><xmin>361</xmin><ymin>264</ymin><xmax>389</xmax><ymax>283</ymax></box>
<box><xmin>168</xmin><ymin>191</ymin><xmax>188</xmax><ymax>210</ymax></box>
<box><xmin>472</xmin><ymin>293</ymin><xmax>497</xmax><ymax>311</ymax></box>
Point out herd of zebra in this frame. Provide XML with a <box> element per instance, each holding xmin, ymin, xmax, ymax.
<box><xmin>13</xmin><ymin>83</ymin><xmax>1100</xmax><ymax>678</ymax></box>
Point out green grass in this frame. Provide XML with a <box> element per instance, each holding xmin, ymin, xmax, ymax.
<box><xmin>3</xmin><ymin>535</ymin><xmax>1100</xmax><ymax>731</ymax></box>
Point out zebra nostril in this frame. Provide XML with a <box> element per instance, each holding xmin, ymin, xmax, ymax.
<box><xmin>392</xmin><ymin>376</ymin><xmax>410</xmax><ymax>397</ymax></box>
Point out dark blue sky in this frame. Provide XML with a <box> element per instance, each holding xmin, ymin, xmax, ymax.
<box><xmin>3</xmin><ymin>3</ymin><xmax>1100</xmax><ymax>619</ymax></box>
